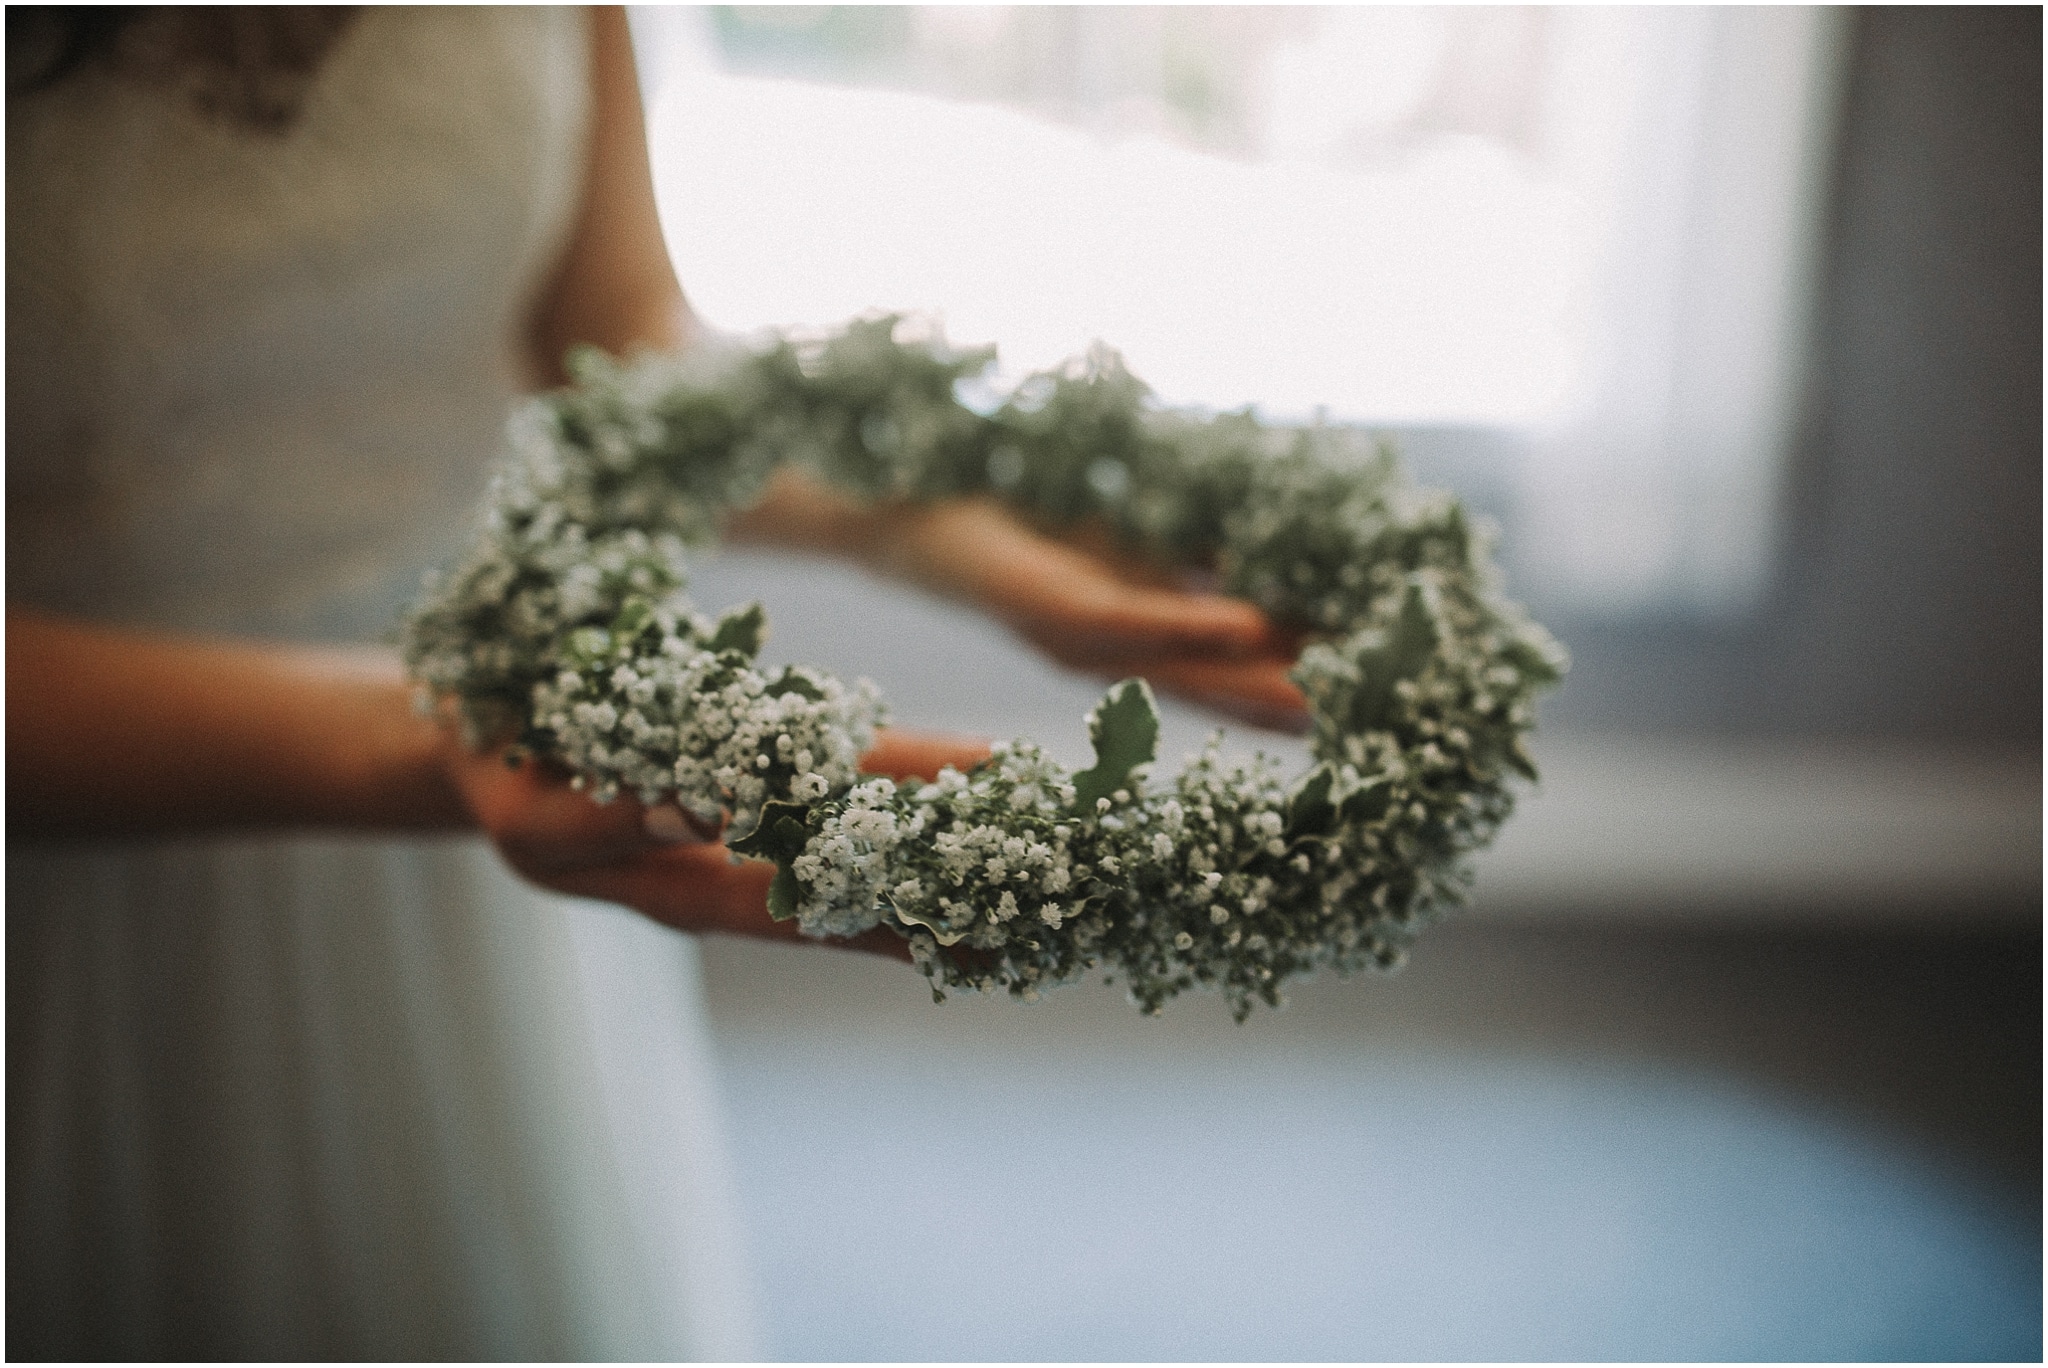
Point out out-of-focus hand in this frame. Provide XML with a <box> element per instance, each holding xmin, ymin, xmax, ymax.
<box><xmin>446</xmin><ymin>725</ymin><xmax>993</xmax><ymax>957</ymax></box>
<box><xmin>729</xmin><ymin>472</ymin><xmax>1312</xmax><ymax>732</ymax></box>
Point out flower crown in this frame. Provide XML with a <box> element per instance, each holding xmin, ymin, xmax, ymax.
<box><xmin>403</xmin><ymin>317</ymin><xmax>1565</xmax><ymax>1019</ymax></box>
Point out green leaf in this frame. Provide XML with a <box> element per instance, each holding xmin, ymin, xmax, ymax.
<box><xmin>726</xmin><ymin>799</ymin><xmax>813</xmax><ymax>863</ymax></box>
<box><xmin>1072</xmin><ymin>678</ymin><xmax>1159</xmax><ymax>810</ymax></box>
<box><xmin>727</xmin><ymin>799</ymin><xmax>817</xmax><ymax>923</ymax></box>
<box><xmin>1503</xmin><ymin>632</ymin><xmax>1566</xmax><ymax>688</ymax></box>
<box><xmin>611</xmin><ymin>597</ymin><xmax>655</xmax><ymax>642</ymax></box>
<box><xmin>1385</xmin><ymin>581</ymin><xmax>1440</xmax><ymax>672</ymax></box>
<box><xmin>1440</xmin><ymin>503</ymin><xmax>1472</xmax><ymax>567</ymax></box>
<box><xmin>765</xmin><ymin>863</ymin><xmax>802</xmax><ymax>921</ymax></box>
<box><xmin>768</xmin><ymin>667</ymin><xmax>824</xmax><ymax>702</ymax></box>
<box><xmin>1348</xmin><ymin>582</ymin><xmax>1440</xmax><ymax>732</ymax></box>
<box><xmin>1284</xmin><ymin>763</ymin><xmax>1339</xmax><ymax>840</ymax></box>
<box><xmin>563</xmin><ymin>626</ymin><xmax>611</xmax><ymax>668</ymax></box>
<box><xmin>893</xmin><ymin>905</ymin><xmax>973</xmax><ymax>946</ymax></box>
<box><xmin>1339</xmin><ymin>776</ymin><xmax>1393</xmax><ymax>823</ymax></box>
<box><xmin>708</xmin><ymin>602</ymin><xmax>766</xmax><ymax>657</ymax></box>
<box><xmin>604</xmin><ymin>595</ymin><xmax>675</xmax><ymax>656</ymax></box>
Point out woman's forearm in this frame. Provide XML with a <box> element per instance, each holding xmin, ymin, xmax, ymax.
<box><xmin>6</xmin><ymin>609</ymin><xmax>470</xmax><ymax>840</ymax></box>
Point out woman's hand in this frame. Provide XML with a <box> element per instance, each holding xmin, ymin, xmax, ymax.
<box><xmin>729</xmin><ymin>471</ymin><xmax>1312</xmax><ymax>732</ymax></box>
<box><xmin>447</xmin><ymin>725</ymin><xmax>993</xmax><ymax>957</ymax></box>
<box><xmin>6</xmin><ymin>606</ymin><xmax>983</xmax><ymax>957</ymax></box>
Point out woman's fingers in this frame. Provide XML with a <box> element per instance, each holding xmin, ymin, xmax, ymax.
<box><xmin>989</xmin><ymin>541</ymin><xmax>1274</xmax><ymax>657</ymax></box>
<box><xmin>736</xmin><ymin>483</ymin><xmax>1316</xmax><ymax>729</ymax></box>
<box><xmin>870</xmin><ymin>500</ymin><xmax>1314</xmax><ymax>727</ymax></box>
<box><xmin>448</xmin><ymin>729</ymin><xmax>915</xmax><ymax>959</ymax></box>
<box><xmin>1119</xmin><ymin>656</ymin><xmax>1312</xmax><ymax>733</ymax></box>
<box><xmin>555</xmin><ymin>844</ymin><xmax>914</xmax><ymax>962</ymax></box>
<box><xmin>551</xmin><ymin>842</ymin><xmax>773</xmax><ymax>934</ymax></box>
<box><xmin>451</xmin><ymin>746</ymin><xmax>665</xmax><ymax>876</ymax></box>
<box><xmin>878</xmin><ymin>499</ymin><xmax>1278</xmax><ymax>657</ymax></box>
<box><xmin>860</xmin><ymin>728</ymin><xmax>993</xmax><ymax>781</ymax></box>
<box><xmin>641</xmin><ymin>802</ymin><xmax>717</xmax><ymax>844</ymax></box>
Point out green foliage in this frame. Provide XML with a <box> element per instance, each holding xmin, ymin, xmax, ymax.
<box><xmin>727</xmin><ymin>799</ymin><xmax>818</xmax><ymax>921</ymax></box>
<box><xmin>1344</xmin><ymin>582</ymin><xmax>1441</xmax><ymax>733</ymax></box>
<box><xmin>1284</xmin><ymin>764</ymin><xmax>1339</xmax><ymax>841</ymax></box>
<box><xmin>707</xmin><ymin>601</ymin><xmax>766</xmax><ymax>656</ymax></box>
<box><xmin>1071</xmin><ymin>678</ymin><xmax>1160</xmax><ymax>811</ymax></box>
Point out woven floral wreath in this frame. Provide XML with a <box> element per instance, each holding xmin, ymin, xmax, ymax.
<box><xmin>403</xmin><ymin>317</ymin><xmax>1565</xmax><ymax>1019</ymax></box>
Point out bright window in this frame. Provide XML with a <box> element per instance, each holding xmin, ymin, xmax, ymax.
<box><xmin>632</xmin><ymin>6</ymin><xmax>1848</xmax><ymax>614</ymax></box>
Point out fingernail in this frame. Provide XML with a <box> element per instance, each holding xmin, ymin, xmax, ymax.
<box><xmin>642</xmin><ymin>805</ymin><xmax>703</xmax><ymax>844</ymax></box>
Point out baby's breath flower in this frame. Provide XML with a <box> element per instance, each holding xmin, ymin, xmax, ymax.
<box><xmin>402</xmin><ymin>316</ymin><xmax>1563</xmax><ymax>1021</ymax></box>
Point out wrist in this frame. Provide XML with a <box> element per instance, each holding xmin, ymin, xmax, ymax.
<box><xmin>725</xmin><ymin>468</ymin><xmax>894</xmax><ymax>563</ymax></box>
<box><xmin>299</xmin><ymin>649</ymin><xmax>473</xmax><ymax>832</ymax></box>
<box><xmin>351</xmin><ymin>678</ymin><xmax>474</xmax><ymax>832</ymax></box>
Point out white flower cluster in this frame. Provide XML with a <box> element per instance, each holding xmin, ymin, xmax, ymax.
<box><xmin>792</xmin><ymin>741</ymin><xmax>1084</xmax><ymax>946</ymax></box>
<box><xmin>402</xmin><ymin>316</ymin><xmax>1565</xmax><ymax>1018</ymax></box>
<box><xmin>531</xmin><ymin>608</ymin><xmax>878</xmax><ymax>837</ymax></box>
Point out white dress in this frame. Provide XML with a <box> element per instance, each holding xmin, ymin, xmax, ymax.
<box><xmin>6</xmin><ymin>9</ymin><xmax>758</xmax><ymax>1358</ymax></box>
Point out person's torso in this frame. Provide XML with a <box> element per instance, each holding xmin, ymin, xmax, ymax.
<box><xmin>6</xmin><ymin>6</ymin><xmax>591</xmax><ymax>641</ymax></box>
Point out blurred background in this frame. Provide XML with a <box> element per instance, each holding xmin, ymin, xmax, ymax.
<box><xmin>625</xmin><ymin>7</ymin><xmax>2040</xmax><ymax>1359</ymax></box>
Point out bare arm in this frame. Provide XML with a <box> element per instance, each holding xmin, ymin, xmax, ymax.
<box><xmin>3</xmin><ymin>607</ymin><xmax>980</xmax><ymax>956</ymax></box>
<box><xmin>526</xmin><ymin>5</ymin><xmax>689</xmax><ymax>376</ymax></box>
<box><xmin>5</xmin><ymin>609</ymin><xmax>465</xmax><ymax>840</ymax></box>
